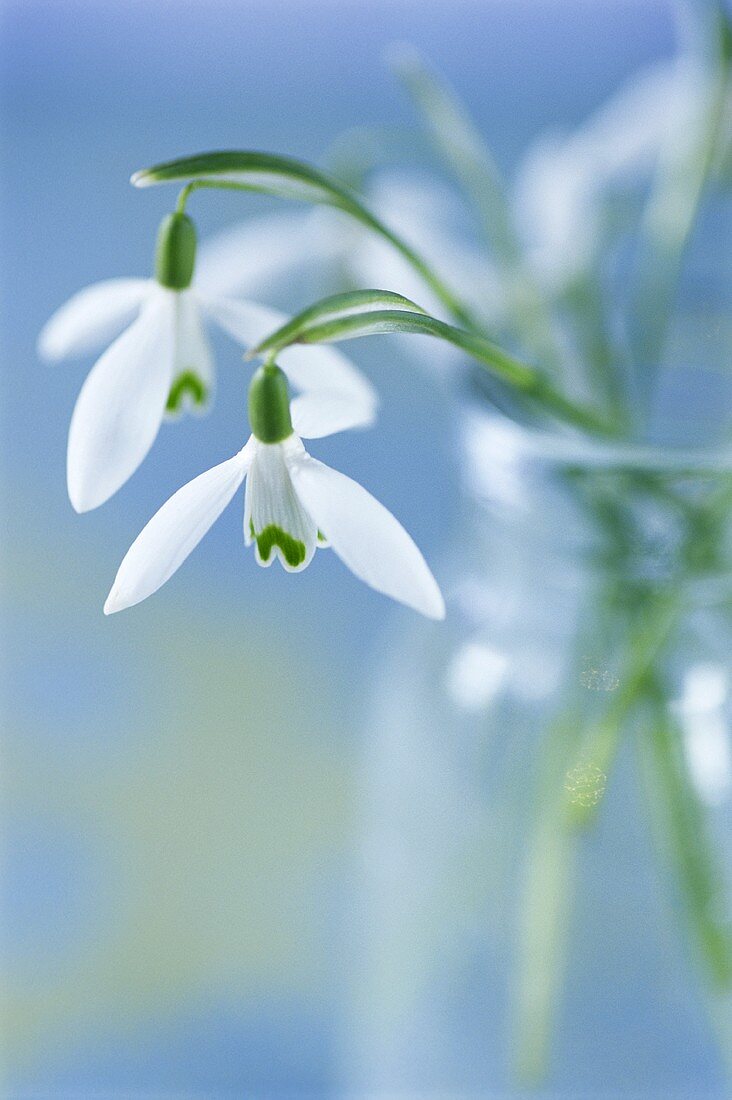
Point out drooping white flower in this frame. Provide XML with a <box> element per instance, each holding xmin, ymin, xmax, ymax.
<box><xmin>104</xmin><ymin>363</ymin><xmax>444</xmax><ymax>620</ymax></box>
<box><xmin>38</xmin><ymin>212</ymin><xmax>377</xmax><ymax>514</ymax></box>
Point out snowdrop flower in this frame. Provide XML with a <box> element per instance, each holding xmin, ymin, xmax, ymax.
<box><xmin>104</xmin><ymin>362</ymin><xmax>444</xmax><ymax>620</ymax></box>
<box><xmin>39</xmin><ymin>212</ymin><xmax>376</xmax><ymax>513</ymax></box>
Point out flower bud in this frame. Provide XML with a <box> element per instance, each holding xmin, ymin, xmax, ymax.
<box><xmin>155</xmin><ymin>212</ymin><xmax>196</xmax><ymax>289</ymax></box>
<box><xmin>248</xmin><ymin>362</ymin><xmax>293</xmax><ymax>443</ymax></box>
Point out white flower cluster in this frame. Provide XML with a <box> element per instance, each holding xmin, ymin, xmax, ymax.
<box><xmin>40</xmin><ymin>52</ymin><xmax>700</xmax><ymax>624</ymax></box>
<box><xmin>39</xmin><ymin>216</ymin><xmax>445</xmax><ymax>620</ymax></box>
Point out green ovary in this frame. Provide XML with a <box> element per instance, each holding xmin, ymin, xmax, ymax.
<box><xmin>166</xmin><ymin>371</ymin><xmax>209</xmax><ymax>413</ymax></box>
<box><xmin>253</xmin><ymin>523</ymin><xmax>307</xmax><ymax>568</ymax></box>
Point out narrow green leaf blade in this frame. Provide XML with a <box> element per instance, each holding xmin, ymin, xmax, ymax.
<box><xmin>249</xmin><ymin>296</ymin><xmax>535</xmax><ymax>388</ymax></box>
<box><xmin>132</xmin><ymin>149</ymin><xmax>481</xmax><ymax>330</ymax></box>
<box><xmin>642</xmin><ymin>698</ymin><xmax>732</xmax><ymax>991</ymax></box>
<box><xmin>390</xmin><ymin>46</ymin><xmax>565</xmax><ymax>373</ymax></box>
<box><xmin>390</xmin><ymin>45</ymin><xmax>517</xmax><ymax>262</ymax></box>
<box><xmin>249</xmin><ymin>294</ymin><xmax>616</xmax><ymax>434</ymax></box>
<box><xmin>250</xmin><ymin>290</ymin><xmax>428</xmax><ymax>357</ymax></box>
<box><xmin>132</xmin><ymin>150</ymin><xmax>358</xmax><ymax>209</ymax></box>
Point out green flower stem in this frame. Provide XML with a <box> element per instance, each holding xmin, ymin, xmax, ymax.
<box><xmin>513</xmin><ymin>453</ymin><xmax>724</xmax><ymax>1072</ymax></box>
<box><xmin>640</xmin><ymin>682</ymin><xmax>732</xmax><ymax>992</ymax></box>
<box><xmin>561</xmin><ymin>275</ymin><xmax>631</xmax><ymax>429</ymax></box>
<box><xmin>512</xmin><ymin>707</ymin><xmax>583</xmax><ymax>1085</ymax></box>
<box><xmin>306</xmin><ymin>314</ymin><xmax>617</xmax><ymax>437</ymax></box>
<box><xmin>566</xmin><ymin>588</ymin><xmax>682</xmax><ymax>829</ymax></box>
<box><xmin>632</xmin><ymin>0</ymin><xmax>731</xmax><ymax>418</ymax></box>
<box><xmin>512</xmin><ymin>589</ymin><xmax>679</xmax><ymax>1085</ymax></box>
<box><xmin>352</xmin><ymin>205</ymin><xmax>482</xmax><ymax>331</ymax></box>
<box><xmin>251</xmin><ymin>297</ymin><xmax>620</xmax><ymax>438</ymax></box>
<box><xmin>514</xmin><ymin>456</ymin><xmax>732</xmax><ymax>1082</ymax></box>
<box><xmin>172</xmin><ymin>176</ymin><xmax>481</xmax><ymax>331</ymax></box>
<box><xmin>391</xmin><ymin>46</ymin><xmax>565</xmax><ymax>376</ymax></box>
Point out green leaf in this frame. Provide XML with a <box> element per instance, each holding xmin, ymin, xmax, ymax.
<box><xmin>641</xmin><ymin>695</ymin><xmax>732</xmax><ymax>991</ymax></box>
<box><xmin>631</xmin><ymin>0</ymin><xmax>732</xmax><ymax>413</ymax></box>
<box><xmin>252</xmin><ymin>297</ymin><xmax>535</xmax><ymax>387</ymax></box>
<box><xmin>131</xmin><ymin>149</ymin><xmax>479</xmax><ymax>329</ymax></box>
<box><xmin>249</xmin><ymin>290</ymin><xmax>428</xmax><ymax>358</ymax></box>
<box><xmin>390</xmin><ymin>46</ymin><xmax>564</xmax><ymax>373</ymax></box>
<box><xmin>249</xmin><ymin>292</ymin><xmax>617</xmax><ymax>436</ymax></box>
<box><xmin>565</xmin><ymin>588</ymin><xmax>681</xmax><ymax>829</ymax></box>
<box><xmin>389</xmin><ymin>45</ymin><xmax>518</xmax><ymax>265</ymax></box>
<box><xmin>511</xmin><ymin>706</ymin><xmax>583</xmax><ymax>1085</ymax></box>
<box><xmin>132</xmin><ymin>150</ymin><xmax>361</xmax><ymax>211</ymax></box>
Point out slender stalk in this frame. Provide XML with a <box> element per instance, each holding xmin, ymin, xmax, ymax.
<box><xmin>566</xmin><ymin>588</ymin><xmax>681</xmax><ymax>828</ymax></box>
<box><xmin>174</xmin><ymin>177</ymin><xmax>482</xmax><ymax>331</ymax></box>
<box><xmin>561</xmin><ymin>275</ymin><xmax>631</xmax><ymax>429</ymax></box>
<box><xmin>640</xmin><ymin>684</ymin><xmax>732</xmax><ymax>991</ymax></box>
<box><xmin>511</xmin><ymin>581</ymin><xmax>671</xmax><ymax>1082</ymax></box>
<box><xmin>252</xmin><ymin>301</ymin><xmax>620</xmax><ymax>438</ymax></box>
<box><xmin>631</xmin><ymin>0</ymin><xmax>731</xmax><ymax>417</ymax></box>
<box><xmin>391</xmin><ymin>46</ymin><xmax>565</xmax><ymax>375</ymax></box>
<box><xmin>512</xmin><ymin>709</ymin><xmax>582</xmax><ymax>1084</ymax></box>
<box><xmin>352</xmin><ymin>206</ymin><xmax>483</xmax><ymax>331</ymax></box>
<box><xmin>512</xmin><ymin>451</ymin><xmax>732</xmax><ymax>1080</ymax></box>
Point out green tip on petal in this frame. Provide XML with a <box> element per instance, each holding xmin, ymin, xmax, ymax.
<box><xmin>252</xmin><ymin>522</ymin><xmax>307</xmax><ymax>569</ymax></box>
<box><xmin>155</xmin><ymin>212</ymin><xmax>197</xmax><ymax>289</ymax></box>
<box><xmin>166</xmin><ymin>370</ymin><xmax>209</xmax><ymax>414</ymax></box>
<box><xmin>248</xmin><ymin>362</ymin><xmax>293</xmax><ymax>443</ymax></box>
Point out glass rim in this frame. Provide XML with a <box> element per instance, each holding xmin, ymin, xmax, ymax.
<box><xmin>463</xmin><ymin>398</ymin><xmax>732</xmax><ymax>475</ymax></box>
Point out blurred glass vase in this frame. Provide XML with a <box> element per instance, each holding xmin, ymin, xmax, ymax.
<box><xmin>345</xmin><ymin>376</ymin><xmax>732</xmax><ymax>1096</ymax></box>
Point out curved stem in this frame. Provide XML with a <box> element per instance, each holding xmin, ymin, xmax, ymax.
<box><xmin>251</xmin><ymin>298</ymin><xmax>620</xmax><ymax>438</ymax></box>
<box><xmin>631</xmin><ymin>0</ymin><xmax>731</xmax><ymax>418</ymax></box>
<box><xmin>174</xmin><ymin>178</ymin><xmax>482</xmax><ymax>330</ymax></box>
<box><xmin>565</xmin><ymin>588</ymin><xmax>681</xmax><ymax>829</ymax></box>
<box><xmin>392</xmin><ymin>46</ymin><xmax>565</xmax><ymax>374</ymax></box>
<box><xmin>350</xmin><ymin>205</ymin><xmax>482</xmax><ymax>330</ymax></box>
<box><xmin>640</xmin><ymin>681</ymin><xmax>732</xmax><ymax>991</ymax></box>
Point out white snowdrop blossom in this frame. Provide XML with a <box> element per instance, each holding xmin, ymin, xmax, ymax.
<box><xmin>104</xmin><ymin>363</ymin><xmax>444</xmax><ymax>620</ymax></box>
<box><xmin>38</xmin><ymin>213</ymin><xmax>376</xmax><ymax>514</ymax></box>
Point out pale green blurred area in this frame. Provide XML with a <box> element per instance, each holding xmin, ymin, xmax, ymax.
<box><xmin>3</xmin><ymin>507</ymin><xmax>353</xmax><ymax>1088</ymax></box>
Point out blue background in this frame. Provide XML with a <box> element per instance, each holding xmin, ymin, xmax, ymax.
<box><xmin>1</xmin><ymin>0</ymin><xmax>693</xmax><ymax>1093</ymax></box>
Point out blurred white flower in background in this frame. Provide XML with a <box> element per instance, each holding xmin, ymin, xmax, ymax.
<box><xmin>513</xmin><ymin>59</ymin><xmax>701</xmax><ymax>295</ymax></box>
<box><xmin>39</xmin><ymin>267</ymin><xmax>376</xmax><ymax>514</ymax></box>
<box><xmin>197</xmin><ymin>168</ymin><xmax>501</xmax><ymax>368</ymax></box>
<box><xmin>674</xmin><ymin>663</ymin><xmax>732</xmax><ymax>807</ymax></box>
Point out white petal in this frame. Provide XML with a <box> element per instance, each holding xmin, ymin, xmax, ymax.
<box><xmin>200</xmin><ymin>295</ymin><xmax>287</xmax><ymax>346</ymax></box>
<box><xmin>166</xmin><ymin>291</ymin><xmax>215</xmax><ymax>417</ymax></box>
<box><xmin>290</xmin><ymin>390</ymin><xmax>376</xmax><ymax>438</ymax></box>
<box><xmin>38</xmin><ymin>278</ymin><xmax>152</xmax><ymax>361</ymax></box>
<box><xmin>174</xmin><ymin>292</ymin><xmax>214</xmax><ymax>382</ymax></box>
<box><xmin>288</xmin><ymin>453</ymin><xmax>445</xmax><ymax>619</ymax></box>
<box><xmin>244</xmin><ymin>436</ymin><xmax>317</xmax><ymax>572</ymax></box>
<box><xmin>104</xmin><ymin>446</ymin><xmax>251</xmax><ymax>614</ymax></box>
<box><xmin>353</xmin><ymin>171</ymin><xmax>500</xmax><ymax>324</ymax></box>
<box><xmin>67</xmin><ymin>294</ymin><xmax>174</xmax><ymax>513</ymax></box>
<box><xmin>201</xmin><ymin>295</ymin><xmax>377</xmax><ymax>410</ymax></box>
<box><xmin>195</xmin><ymin>210</ymin><xmax>340</xmax><ymax>299</ymax></box>
<box><xmin>278</xmin><ymin>343</ymin><xmax>377</xmax><ymax>409</ymax></box>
